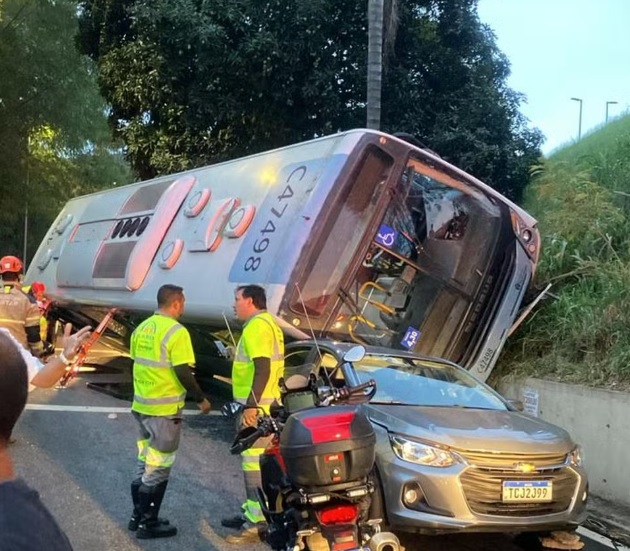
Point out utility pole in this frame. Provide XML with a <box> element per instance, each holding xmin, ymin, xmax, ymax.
<box><xmin>570</xmin><ymin>97</ymin><xmax>583</xmax><ymax>140</ymax></box>
<box><xmin>606</xmin><ymin>100</ymin><xmax>618</xmax><ymax>123</ymax></box>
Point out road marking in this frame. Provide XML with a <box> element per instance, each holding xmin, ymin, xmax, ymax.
<box><xmin>24</xmin><ymin>404</ymin><xmax>222</xmax><ymax>416</ymax></box>
<box><xmin>578</xmin><ymin>526</ymin><xmax>630</xmax><ymax>550</ymax></box>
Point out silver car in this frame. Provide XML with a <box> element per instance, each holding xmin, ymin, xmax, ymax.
<box><xmin>284</xmin><ymin>340</ymin><xmax>588</xmax><ymax>535</ymax></box>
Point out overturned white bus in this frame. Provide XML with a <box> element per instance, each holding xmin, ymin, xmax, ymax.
<box><xmin>26</xmin><ymin>129</ymin><xmax>539</xmax><ymax>382</ymax></box>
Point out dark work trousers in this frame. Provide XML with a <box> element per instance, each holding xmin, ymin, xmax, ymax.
<box><xmin>133</xmin><ymin>410</ymin><xmax>183</xmax><ymax>487</ymax></box>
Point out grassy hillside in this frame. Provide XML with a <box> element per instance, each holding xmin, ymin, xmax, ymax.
<box><xmin>491</xmin><ymin>113</ymin><xmax>630</xmax><ymax>390</ymax></box>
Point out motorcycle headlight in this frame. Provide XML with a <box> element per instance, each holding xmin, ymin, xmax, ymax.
<box><xmin>389</xmin><ymin>434</ymin><xmax>458</xmax><ymax>467</ymax></box>
<box><xmin>569</xmin><ymin>445</ymin><xmax>584</xmax><ymax>467</ymax></box>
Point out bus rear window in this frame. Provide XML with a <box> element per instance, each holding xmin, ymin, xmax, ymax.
<box><xmin>290</xmin><ymin>147</ymin><xmax>393</xmax><ymax>317</ymax></box>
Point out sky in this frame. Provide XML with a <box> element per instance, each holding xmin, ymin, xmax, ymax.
<box><xmin>477</xmin><ymin>0</ymin><xmax>630</xmax><ymax>154</ymax></box>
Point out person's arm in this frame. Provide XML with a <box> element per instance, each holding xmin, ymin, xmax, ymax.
<box><xmin>168</xmin><ymin>327</ymin><xmax>210</xmax><ymax>413</ymax></box>
<box><xmin>247</xmin><ymin>357</ymin><xmax>271</xmax><ymax>408</ymax></box>
<box><xmin>240</xmin><ymin>356</ymin><xmax>270</xmax><ymax>426</ymax></box>
<box><xmin>173</xmin><ymin>364</ymin><xmax>210</xmax><ymax>407</ymax></box>
<box><xmin>30</xmin><ymin>324</ymin><xmax>91</xmax><ymax>388</ymax></box>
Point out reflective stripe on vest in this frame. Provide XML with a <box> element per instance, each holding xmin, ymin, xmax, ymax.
<box><xmin>0</xmin><ymin>318</ymin><xmax>24</xmax><ymax>324</ymax></box>
<box><xmin>231</xmin><ymin>312</ymin><xmax>284</xmax><ymax>410</ymax></box>
<box><xmin>132</xmin><ymin>315</ymin><xmax>188</xmax><ymax>416</ymax></box>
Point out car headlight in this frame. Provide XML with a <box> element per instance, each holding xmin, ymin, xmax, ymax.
<box><xmin>569</xmin><ymin>445</ymin><xmax>584</xmax><ymax>467</ymax></box>
<box><xmin>389</xmin><ymin>434</ymin><xmax>458</xmax><ymax>467</ymax></box>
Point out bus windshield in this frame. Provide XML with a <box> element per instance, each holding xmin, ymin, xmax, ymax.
<box><xmin>288</xmin><ymin>145</ymin><xmax>394</xmax><ymax>317</ymax></box>
<box><xmin>332</xmin><ymin>157</ymin><xmax>512</xmax><ymax>364</ymax></box>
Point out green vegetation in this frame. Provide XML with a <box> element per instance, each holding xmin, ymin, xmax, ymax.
<box><xmin>77</xmin><ymin>0</ymin><xmax>541</xmax><ymax>200</ymax></box>
<box><xmin>0</xmin><ymin>0</ymin><xmax>133</xmax><ymax>261</ymax></box>
<box><xmin>493</xmin><ymin>113</ymin><xmax>630</xmax><ymax>390</ymax></box>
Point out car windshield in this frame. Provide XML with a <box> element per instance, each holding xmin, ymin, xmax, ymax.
<box><xmin>352</xmin><ymin>354</ymin><xmax>507</xmax><ymax>409</ymax></box>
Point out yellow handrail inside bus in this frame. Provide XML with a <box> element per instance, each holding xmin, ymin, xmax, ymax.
<box><xmin>348</xmin><ymin>315</ymin><xmax>373</xmax><ymax>345</ymax></box>
<box><xmin>358</xmin><ymin>281</ymin><xmax>396</xmax><ymax>315</ymax></box>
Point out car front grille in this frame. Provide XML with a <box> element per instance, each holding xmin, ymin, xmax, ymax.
<box><xmin>458</xmin><ymin>451</ymin><xmax>579</xmax><ymax>517</ymax></box>
<box><xmin>459</xmin><ymin>451</ymin><xmax>568</xmax><ymax>470</ymax></box>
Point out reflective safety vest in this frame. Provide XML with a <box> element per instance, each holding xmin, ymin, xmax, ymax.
<box><xmin>131</xmin><ymin>313</ymin><xmax>195</xmax><ymax>416</ymax></box>
<box><xmin>232</xmin><ymin>311</ymin><xmax>284</xmax><ymax>411</ymax></box>
<box><xmin>0</xmin><ymin>283</ymin><xmax>41</xmax><ymax>349</ymax></box>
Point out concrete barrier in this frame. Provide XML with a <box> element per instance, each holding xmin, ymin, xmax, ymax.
<box><xmin>498</xmin><ymin>377</ymin><xmax>630</xmax><ymax>508</ymax></box>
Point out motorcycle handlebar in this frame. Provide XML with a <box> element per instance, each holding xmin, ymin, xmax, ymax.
<box><xmin>230</xmin><ymin>426</ymin><xmax>268</xmax><ymax>455</ymax></box>
<box><xmin>230</xmin><ymin>380</ymin><xmax>377</xmax><ymax>454</ymax></box>
<box><xmin>325</xmin><ymin>379</ymin><xmax>377</xmax><ymax>404</ymax></box>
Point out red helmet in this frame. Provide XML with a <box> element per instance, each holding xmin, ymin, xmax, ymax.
<box><xmin>0</xmin><ymin>255</ymin><xmax>23</xmax><ymax>274</ymax></box>
<box><xmin>31</xmin><ymin>281</ymin><xmax>46</xmax><ymax>295</ymax></box>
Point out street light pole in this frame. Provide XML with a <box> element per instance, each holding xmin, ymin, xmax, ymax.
<box><xmin>571</xmin><ymin>97</ymin><xmax>583</xmax><ymax>140</ymax></box>
<box><xmin>606</xmin><ymin>100</ymin><xmax>618</xmax><ymax>123</ymax></box>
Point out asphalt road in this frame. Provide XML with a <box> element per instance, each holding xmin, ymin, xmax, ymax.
<box><xmin>10</xmin><ymin>369</ymin><xmax>628</xmax><ymax>551</ymax></box>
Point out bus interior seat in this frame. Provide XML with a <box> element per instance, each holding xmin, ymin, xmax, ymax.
<box><xmin>370</xmin><ymin>276</ymin><xmax>410</xmax><ymax>311</ymax></box>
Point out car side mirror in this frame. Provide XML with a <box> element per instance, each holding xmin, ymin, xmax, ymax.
<box><xmin>343</xmin><ymin>345</ymin><xmax>366</xmax><ymax>363</ymax></box>
<box><xmin>505</xmin><ymin>399</ymin><xmax>524</xmax><ymax>412</ymax></box>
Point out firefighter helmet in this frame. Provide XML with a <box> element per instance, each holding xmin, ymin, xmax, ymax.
<box><xmin>0</xmin><ymin>255</ymin><xmax>23</xmax><ymax>274</ymax></box>
<box><xmin>31</xmin><ymin>281</ymin><xmax>46</xmax><ymax>295</ymax></box>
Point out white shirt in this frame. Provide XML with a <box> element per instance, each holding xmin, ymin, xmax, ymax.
<box><xmin>0</xmin><ymin>327</ymin><xmax>43</xmax><ymax>391</ymax></box>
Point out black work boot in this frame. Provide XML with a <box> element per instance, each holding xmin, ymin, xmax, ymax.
<box><xmin>136</xmin><ymin>482</ymin><xmax>177</xmax><ymax>539</ymax></box>
<box><xmin>129</xmin><ymin>479</ymin><xmax>170</xmax><ymax>531</ymax></box>
<box><xmin>128</xmin><ymin>479</ymin><xmax>142</xmax><ymax>531</ymax></box>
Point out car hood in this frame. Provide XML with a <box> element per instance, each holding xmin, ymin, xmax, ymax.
<box><xmin>367</xmin><ymin>404</ymin><xmax>574</xmax><ymax>454</ymax></box>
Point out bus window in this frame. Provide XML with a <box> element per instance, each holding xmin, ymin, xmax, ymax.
<box><xmin>333</xmin><ymin>156</ymin><xmax>513</xmax><ymax>364</ymax></box>
<box><xmin>288</xmin><ymin>146</ymin><xmax>394</xmax><ymax>317</ymax></box>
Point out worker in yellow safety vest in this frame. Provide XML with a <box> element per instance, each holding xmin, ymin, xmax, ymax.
<box><xmin>222</xmin><ymin>284</ymin><xmax>284</xmax><ymax>545</ymax></box>
<box><xmin>129</xmin><ymin>284</ymin><xmax>211</xmax><ymax>540</ymax></box>
<box><xmin>0</xmin><ymin>256</ymin><xmax>44</xmax><ymax>357</ymax></box>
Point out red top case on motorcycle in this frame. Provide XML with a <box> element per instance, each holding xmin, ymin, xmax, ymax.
<box><xmin>279</xmin><ymin>405</ymin><xmax>375</xmax><ymax>489</ymax></box>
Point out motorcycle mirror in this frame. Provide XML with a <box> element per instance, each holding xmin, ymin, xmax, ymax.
<box><xmin>221</xmin><ymin>401</ymin><xmax>244</xmax><ymax>418</ymax></box>
<box><xmin>343</xmin><ymin>345</ymin><xmax>366</xmax><ymax>363</ymax></box>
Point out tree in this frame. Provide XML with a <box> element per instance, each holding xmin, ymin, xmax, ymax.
<box><xmin>0</xmin><ymin>0</ymin><xmax>132</xmax><ymax>259</ymax></box>
<box><xmin>77</xmin><ymin>0</ymin><xmax>542</xmax><ymax>199</ymax></box>
<box><xmin>382</xmin><ymin>0</ymin><xmax>543</xmax><ymax>199</ymax></box>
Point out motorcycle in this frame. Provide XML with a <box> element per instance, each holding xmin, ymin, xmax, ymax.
<box><xmin>223</xmin><ymin>345</ymin><xmax>403</xmax><ymax>551</ymax></box>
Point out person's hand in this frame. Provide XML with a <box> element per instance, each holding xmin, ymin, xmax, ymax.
<box><xmin>61</xmin><ymin>323</ymin><xmax>92</xmax><ymax>362</ymax></box>
<box><xmin>242</xmin><ymin>407</ymin><xmax>258</xmax><ymax>427</ymax></box>
<box><xmin>226</xmin><ymin>345</ymin><xmax>235</xmax><ymax>361</ymax></box>
<box><xmin>197</xmin><ymin>398</ymin><xmax>211</xmax><ymax>415</ymax></box>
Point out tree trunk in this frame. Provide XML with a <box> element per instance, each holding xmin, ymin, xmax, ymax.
<box><xmin>367</xmin><ymin>0</ymin><xmax>384</xmax><ymax>130</ymax></box>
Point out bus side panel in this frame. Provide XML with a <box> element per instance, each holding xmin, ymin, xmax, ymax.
<box><xmin>465</xmin><ymin>246</ymin><xmax>531</xmax><ymax>382</ymax></box>
<box><xmin>228</xmin><ymin>154</ymin><xmax>348</xmax><ymax>286</ymax></box>
<box><xmin>25</xmin><ymin>134</ymin><xmax>359</xmax><ymax>328</ymax></box>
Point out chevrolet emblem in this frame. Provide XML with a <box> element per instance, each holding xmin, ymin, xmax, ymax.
<box><xmin>514</xmin><ymin>462</ymin><xmax>537</xmax><ymax>473</ymax></box>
